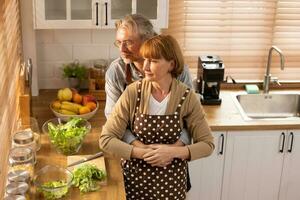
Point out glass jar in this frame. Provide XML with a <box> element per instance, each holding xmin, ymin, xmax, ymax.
<box><xmin>9</xmin><ymin>147</ymin><xmax>34</xmax><ymax>178</ymax></box>
<box><xmin>17</xmin><ymin>117</ymin><xmax>41</xmax><ymax>151</ymax></box>
<box><xmin>93</xmin><ymin>59</ymin><xmax>107</xmax><ymax>72</ymax></box>
<box><xmin>6</xmin><ymin>182</ymin><xmax>29</xmax><ymax>198</ymax></box>
<box><xmin>12</xmin><ymin>130</ymin><xmax>37</xmax><ymax>164</ymax></box>
<box><xmin>4</xmin><ymin>194</ymin><xmax>26</xmax><ymax>200</ymax></box>
<box><xmin>92</xmin><ymin>59</ymin><xmax>107</xmax><ymax>90</ymax></box>
<box><xmin>7</xmin><ymin>170</ymin><xmax>30</xmax><ymax>183</ymax></box>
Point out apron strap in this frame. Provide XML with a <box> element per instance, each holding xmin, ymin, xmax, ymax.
<box><xmin>134</xmin><ymin>80</ymin><xmax>143</xmax><ymax>115</ymax></box>
<box><xmin>175</xmin><ymin>88</ymin><xmax>190</xmax><ymax>114</ymax></box>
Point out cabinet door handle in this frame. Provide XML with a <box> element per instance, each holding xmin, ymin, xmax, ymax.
<box><xmin>218</xmin><ymin>134</ymin><xmax>225</xmax><ymax>155</ymax></box>
<box><xmin>288</xmin><ymin>132</ymin><xmax>294</xmax><ymax>153</ymax></box>
<box><xmin>105</xmin><ymin>2</ymin><xmax>108</xmax><ymax>25</ymax></box>
<box><xmin>96</xmin><ymin>2</ymin><xmax>99</xmax><ymax>26</ymax></box>
<box><xmin>279</xmin><ymin>132</ymin><xmax>285</xmax><ymax>153</ymax></box>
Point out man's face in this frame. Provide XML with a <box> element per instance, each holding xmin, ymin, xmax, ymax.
<box><xmin>115</xmin><ymin>28</ymin><xmax>143</xmax><ymax>64</ymax></box>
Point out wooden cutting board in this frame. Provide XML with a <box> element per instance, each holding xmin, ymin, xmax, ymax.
<box><xmin>67</xmin><ymin>155</ymin><xmax>107</xmax><ymax>185</ymax></box>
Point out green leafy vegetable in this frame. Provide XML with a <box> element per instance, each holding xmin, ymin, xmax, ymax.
<box><xmin>37</xmin><ymin>180</ymin><xmax>68</xmax><ymax>200</ymax></box>
<box><xmin>62</xmin><ymin>61</ymin><xmax>87</xmax><ymax>81</ymax></box>
<box><xmin>72</xmin><ymin>164</ymin><xmax>106</xmax><ymax>193</ymax></box>
<box><xmin>48</xmin><ymin>117</ymin><xmax>88</xmax><ymax>155</ymax></box>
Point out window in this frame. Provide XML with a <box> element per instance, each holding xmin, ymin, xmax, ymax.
<box><xmin>163</xmin><ymin>0</ymin><xmax>300</xmax><ymax>81</ymax></box>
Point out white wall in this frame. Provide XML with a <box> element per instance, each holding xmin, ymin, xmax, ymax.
<box><xmin>36</xmin><ymin>29</ymin><xmax>119</xmax><ymax>89</ymax></box>
<box><xmin>21</xmin><ymin>0</ymin><xmax>39</xmax><ymax>96</ymax></box>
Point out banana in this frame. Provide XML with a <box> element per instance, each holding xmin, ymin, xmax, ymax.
<box><xmin>61</xmin><ymin>101</ymin><xmax>83</xmax><ymax>110</ymax></box>
<box><xmin>58</xmin><ymin>109</ymin><xmax>77</xmax><ymax>115</ymax></box>
<box><xmin>61</xmin><ymin>104</ymin><xmax>79</xmax><ymax>114</ymax></box>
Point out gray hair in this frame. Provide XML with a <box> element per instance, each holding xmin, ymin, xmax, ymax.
<box><xmin>115</xmin><ymin>14</ymin><xmax>157</xmax><ymax>41</ymax></box>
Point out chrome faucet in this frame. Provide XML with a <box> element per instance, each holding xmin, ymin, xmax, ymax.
<box><xmin>263</xmin><ymin>46</ymin><xmax>285</xmax><ymax>93</ymax></box>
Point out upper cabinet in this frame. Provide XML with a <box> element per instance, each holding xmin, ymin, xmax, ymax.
<box><xmin>106</xmin><ymin>0</ymin><xmax>168</xmax><ymax>29</ymax></box>
<box><xmin>33</xmin><ymin>0</ymin><xmax>169</xmax><ymax>29</ymax></box>
<box><xmin>33</xmin><ymin>0</ymin><xmax>98</xmax><ymax>29</ymax></box>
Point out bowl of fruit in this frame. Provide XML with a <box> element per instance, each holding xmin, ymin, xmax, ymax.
<box><xmin>50</xmin><ymin>88</ymin><xmax>98</xmax><ymax>121</ymax></box>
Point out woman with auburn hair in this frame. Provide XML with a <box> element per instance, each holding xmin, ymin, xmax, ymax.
<box><xmin>99</xmin><ymin>34</ymin><xmax>214</xmax><ymax>200</ymax></box>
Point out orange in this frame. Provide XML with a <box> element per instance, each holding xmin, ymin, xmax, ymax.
<box><xmin>79</xmin><ymin>106</ymin><xmax>91</xmax><ymax>115</ymax></box>
<box><xmin>86</xmin><ymin>102</ymin><xmax>97</xmax><ymax>111</ymax></box>
<box><xmin>72</xmin><ymin>93</ymin><xmax>83</xmax><ymax>104</ymax></box>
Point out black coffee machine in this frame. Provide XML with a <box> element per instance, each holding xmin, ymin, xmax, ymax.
<box><xmin>197</xmin><ymin>55</ymin><xmax>224</xmax><ymax>105</ymax></box>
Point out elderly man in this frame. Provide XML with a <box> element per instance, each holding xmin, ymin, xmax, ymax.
<box><xmin>104</xmin><ymin>14</ymin><xmax>193</xmax><ymax>191</ymax></box>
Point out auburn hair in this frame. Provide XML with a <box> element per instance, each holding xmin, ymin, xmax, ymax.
<box><xmin>140</xmin><ymin>35</ymin><xmax>184</xmax><ymax>77</ymax></box>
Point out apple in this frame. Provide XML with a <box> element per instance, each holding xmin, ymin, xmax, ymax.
<box><xmin>72</xmin><ymin>93</ymin><xmax>83</xmax><ymax>104</ymax></box>
<box><xmin>57</xmin><ymin>88</ymin><xmax>72</xmax><ymax>101</ymax></box>
<box><xmin>82</xmin><ymin>95</ymin><xmax>96</xmax><ymax>106</ymax></box>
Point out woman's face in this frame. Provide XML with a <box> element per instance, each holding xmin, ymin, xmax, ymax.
<box><xmin>143</xmin><ymin>57</ymin><xmax>174</xmax><ymax>82</ymax></box>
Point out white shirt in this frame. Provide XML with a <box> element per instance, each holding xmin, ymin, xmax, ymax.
<box><xmin>148</xmin><ymin>93</ymin><xmax>170</xmax><ymax>115</ymax></box>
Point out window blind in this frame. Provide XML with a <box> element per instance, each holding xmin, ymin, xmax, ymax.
<box><xmin>163</xmin><ymin>0</ymin><xmax>300</xmax><ymax>81</ymax></box>
<box><xmin>0</xmin><ymin>0</ymin><xmax>23</xmax><ymax>197</ymax></box>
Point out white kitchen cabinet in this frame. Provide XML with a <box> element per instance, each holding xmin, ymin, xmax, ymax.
<box><xmin>187</xmin><ymin>132</ymin><xmax>226</xmax><ymax>200</ymax></box>
<box><xmin>222</xmin><ymin>130</ymin><xmax>285</xmax><ymax>200</ymax></box>
<box><xmin>187</xmin><ymin>129</ymin><xmax>300</xmax><ymax>200</ymax></box>
<box><xmin>279</xmin><ymin>130</ymin><xmax>300</xmax><ymax>200</ymax></box>
<box><xmin>33</xmin><ymin>0</ymin><xmax>169</xmax><ymax>29</ymax></box>
<box><xmin>33</xmin><ymin>0</ymin><xmax>100</xmax><ymax>29</ymax></box>
<box><xmin>105</xmin><ymin>0</ymin><xmax>169</xmax><ymax>28</ymax></box>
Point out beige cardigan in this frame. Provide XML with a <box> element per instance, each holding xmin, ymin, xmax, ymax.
<box><xmin>99</xmin><ymin>78</ymin><xmax>214</xmax><ymax>161</ymax></box>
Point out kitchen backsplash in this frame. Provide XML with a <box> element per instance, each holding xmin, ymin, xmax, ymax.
<box><xmin>36</xmin><ymin>29</ymin><xmax>119</xmax><ymax>89</ymax></box>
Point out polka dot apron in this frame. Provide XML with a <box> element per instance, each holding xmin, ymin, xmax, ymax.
<box><xmin>122</xmin><ymin>80</ymin><xmax>190</xmax><ymax>200</ymax></box>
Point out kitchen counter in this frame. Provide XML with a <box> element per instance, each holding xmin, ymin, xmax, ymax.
<box><xmin>203</xmin><ymin>90</ymin><xmax>300</xmax><ymax>131</ymax></box>
<box><xmin>31</xmin><ymin>88</ymin><xmax>300</xmax><ymax>199</ymax></box>
<box><xmin>32</xmin><ymin>90</ymin><xmax>126</xmax><ymax>200</ymax></box>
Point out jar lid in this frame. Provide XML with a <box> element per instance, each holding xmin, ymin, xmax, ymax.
<box><xmin>13</xmin><ymin>130</ymin><xmax>34</xmax><ymax>144</ymax></box>
<box><xmin>4</xmin><ymin>195</ymin><xmax>26</xmax><ymax>200</ymax></box>
<box><xmin>9</xmin><ymin>147</ymin><xmax>33</xmax><ymax>162</ymax></box>
<box><xmin>93</xmin><ymin>59</ymin><xmax>107</xmax><ymax>69</ymax></box>
<box><xmin>6</xmin><ymin>182</ymin><xmax>29</xmax><ymax>195</ymax></box>
<box><xmin>7</xmin><ymin>170</ymin><xmax>30</xmax><ymax>182</ymax></box>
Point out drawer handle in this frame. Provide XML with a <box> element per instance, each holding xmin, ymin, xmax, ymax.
<box><xmin>288</xmin><ymin>132</ymin><xmax>294</xmax><ymax>153</ymax></box>
<box><xmin>279</xmin><ymin>132</ymin><xmax>285</xmax><ymax>153</ymax></box>
<box><xmin>96</xmin><ymin>2</ymin><xmax>99</xmax><ymax>26</ymax></box>
<box><xmin>105</xmin><ymin>2</ymin><xmax>108</xmax><ymax>25</ymax></box>
<box><xmin>218</xmin><ymin>134</ymin><xmax>224</xmax><ymax>155</ymax></box>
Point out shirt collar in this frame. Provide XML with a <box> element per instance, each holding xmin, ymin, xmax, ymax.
<box><xmin>129</xmin><ymin>63</ymin><xmax>144</xmax><ymax>79</ymax></box>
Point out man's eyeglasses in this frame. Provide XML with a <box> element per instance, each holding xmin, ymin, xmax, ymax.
<box><xmin>114</xmin><ymin>40</ymin><xmax>134</xmax><ymax>48</ymax></box>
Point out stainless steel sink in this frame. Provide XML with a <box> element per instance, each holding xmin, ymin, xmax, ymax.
<box><xmin>233</xmin><ymin>93</ymin><xmax>300</xmax><ymax>120</ymax></box>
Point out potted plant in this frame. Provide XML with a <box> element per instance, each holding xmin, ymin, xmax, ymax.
<box><xmin>62</xmin><ymin>60</ymin><xmax>88</xmax><ymax>89</ymax></box>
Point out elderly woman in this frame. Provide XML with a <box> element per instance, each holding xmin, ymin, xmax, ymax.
<box><xmin>99</xmin><ymin>34</ymin><xmax>214</xmax><ymax>200</ymax></box>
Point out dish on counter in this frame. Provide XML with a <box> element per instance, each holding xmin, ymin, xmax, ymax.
<box><xmin>50</xmin><ymin>101</ymin><xmax>99</xmax><ymax>121</ymax></box>
<box><xmin>42</xmin><ymin>117</ymin><xmax>91</xmax><ymax>155</ymax></box>
<box><xmin>34</xmin><ymin>165</ymin><xmax>73</xmax><ymax>200</ymax></box>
